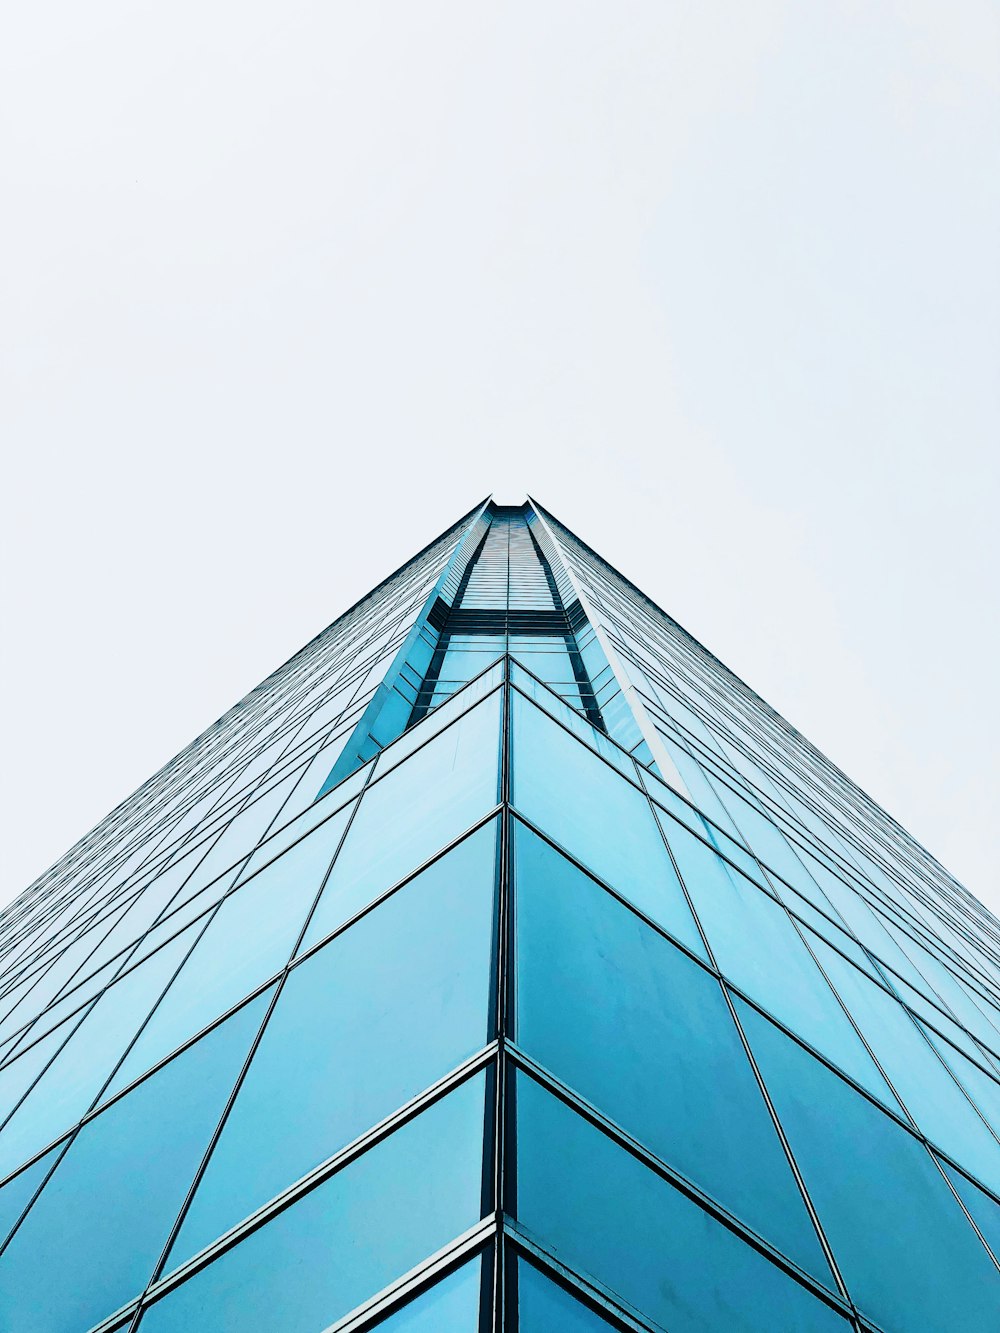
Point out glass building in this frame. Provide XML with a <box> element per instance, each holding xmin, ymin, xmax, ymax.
<box><xmin>1</xmin><ymin>497</ymin><xmax>999</xmax><ymax>1333</ymax></box>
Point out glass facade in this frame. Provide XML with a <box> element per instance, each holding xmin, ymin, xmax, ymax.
<box><xmin>0</xmin><ymin>499</ymin><xmax>998</xmax><ymax>1332</ymax></box>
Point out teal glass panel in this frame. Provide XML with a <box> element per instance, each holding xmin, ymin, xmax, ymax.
<box><xmin>103</xmin><ymin>801</ymin><xmax>356</xmax><ymax>1101</ymax></box>
<box><xmin>243</xmin><ymin>763</ymin><xmax>371</xmax><ymax>877</ymax></box>
<box><xmin>0</xmin><ymin>1144</ymin><xmax>60</xmax><ymax>1247</ymax></box>
<box><xmin>810</xmin><ymin>936</ymin><xmax>1000</xmax><ymax>1195</ymax></box>
<box><xmin>514</xmin><ymin>823</ymin><xmax>831</xmax><ymax>1284</ymax></box>
<box><xmin>0</xmin><ymin>923</ymin><xmax>199</xmax><ymax>1179</ymax></box>
<box><xmin>515</xmin><ymin>1072</ymin><xmax>847</xmax><ymax>1332</ymax></box>
<box><xmin>933</xmin><ymin>1037</ymin><xmax>1000</xmax><ymax>1141</ymax></box>
<box><xmin>941</xmin><ymin>1161</ymin><xmax>1000</xmax><ymax>1260</ymax></box>
<box><xmin>140</xmin><ymin>1074</ymin><xmax>487</xmax><ymax>1333</ymax></box>
<box><xmin>658</xmin><ymin>736</ymin><xmax>746</xmax><ymax>842</ymax></box>
<box><xmin>736</xmin><ymin>999</ymin><xmax>1000</xmax><ymax>1333</ymax></box>
<box><xmin>0</xmin><ymin>991</ymin><xmax>270</xmax><ymax>1333</ymax></box>
<box><xmin>375</xmin><ymin>1259</ymin><xmax>481</xmax><ymax>1330</ymax></box>
<box><xmin>510</xmin><ymin>694</ymin><xmax>704</xmax><ymax>956</ymax></box>
<box><xmin>664</xmin><ymin>817</ymin><xmax>901</xmax><ymax>1111</ymax></box>
<box><xmin>300</xmin><ymin>692</ymin><xmax>501</xmax><ymax>951</ymax></box>
<box><xmin>376</xmin><ymin>667</ymin><xmax>503</xmax><ymax>780</ymax></box>
<box><xmin>517</xmin><ymin>1259</ymin><xmax>617</xmax><ymax>1330</ymax></box>
<box><xmin>509</xmin><ymin>665</ymin><xmax>632</xmax><ymax>777</ymax></box>
<box><xmin>0</xmin><ymin>1018</ymin><xmax>75</xmax><ymax>1130</ymax></box>
<box><xmin>168</xmin><ymin>822</ymin><xmax>496</xmax><ymax>1269</ymax></box>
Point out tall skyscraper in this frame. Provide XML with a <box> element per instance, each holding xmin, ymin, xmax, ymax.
<box><xmin>0</xmin><ymin>498</ymin><xmax>998</xmax><ymax>1333</ymax></box>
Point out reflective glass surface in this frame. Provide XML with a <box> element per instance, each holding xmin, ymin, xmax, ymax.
<box><xmin>510</xmin><ymin>692</ymin><xmax>704</xmax><ymax>956</ymax></box>
<box><xmin>140</xmin><ymin>1074</ymin><xmax>487</xmax><ymax>1333</ymax></box>
<box><xmin>374</xmin><ymin>1258</ymin><xmax>482</xmax><ymax>1331</ymax></box>
<box><xmin>514</xmin><ymin>822</ymin><xmax>831</xmax><ymax>1283</ymax></box>
<box><xmin>169</xmin><ymin>822</ymin><xmax>497</xmax><ymax>1268</ymax></box>
<box><xmin>517</xmin><ymin>1259</ymin><xmax>619</xmax><ymax>1331</ymax></box>
<box><xmin>104</xmin><ymin>800</ymin><xmax>356</xmax><ymax>1100</ymax></box>
<box><xmin>515</xmin><ymin>1071</ymin><xmax>846</xmax><ymax>1332</ymax></box>
<box><xmin>0</xmin><ymin>991</ymin><xmax>270</xmax><ymax>1333</ymax></box>
<box><xmin>300</xmin><ymin>691</ymin><xmax>501</xmax><ymax>951</ymax></box>
<box><xmin>737</xmin><ymin>999</ymin><xmax>1000</xmax><ymax>1332</ymax></box>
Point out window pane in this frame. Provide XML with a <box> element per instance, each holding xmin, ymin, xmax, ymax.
<box><xmin>515</xmin><ymin>1071</ymin><xmax>847</xmax><ymax>1332</ymax></box>
<box><xmin>373</xmin><ymin>1258</ymin><xmax>482</xmax><ymax>1331</ymax></box>
<box><xmin>510</xmin><ymin>694</ymin><xmax>704</xmax><ymax>956</ymax></box>
<box><xmin>0</xmin><ymin>923</ymin><xmax>199</xmax><ymax>1179</ymax></box>
<box><xmin>663</xmin><ymin>818</ymin><xmax>900</xmax><ymax>1111</ymax></box>
<box><xmin>0</xmin><ymin>991</ymin><xmax>270</xmax><ymax>1333</ymax></box>
<box><xmin>941</xmin><ymin>1161</ymin><xmax>1000</xmax><ymax>1261</ymax></box>
<box><xmin>301</xmin><ymin>692</ymin><xmax>501</xmax><ymax>952</ymax></box>
<box><xmin>809</xmin><ymin>936</ymin><xmax>1000</xmax><ymax>1196</ymax></box>
<box><xmin>102</xmin><ymin>801</ymin><xmax>356</xmax><ymax>1101</ymax></box>
<box><xmin>168</xmin><ymin>822</ymin><xmax>497</xmax><ymax>1269</ymax></box>
<box><xmin>517</xmin><ymin>1260</ymin><xmax>619</xmax><ymax>1331</ymax></box>
<box><xmin>514</xmin><ymin>823</ymin><xmax>830</xmax><ymax>1284</ymax></box>
<box><xmin>736</xmin><ymin>999</ymin><xmax>1000</xmax><ymax>1333</ymax></box>
<box><xmin>0</xmin><ymin>1145</ymin><xmax>60</xmax><ymax>1248</ymax></box>
<box><xmin>140</xmin><ymin>1074</ymin><xmax>488</xmax><ymax>1333</ymax></box>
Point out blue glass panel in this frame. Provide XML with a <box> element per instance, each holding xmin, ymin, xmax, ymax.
<box><xmin>515</xmin><ymin>822</ymin><xmax>830</xmax><ymax>1282</ymax></box>
<box><xmin>381</xmin><ymin>668</ymin><xmax>504</xmax><ymax>777</ymax></box>
<box><xmin>509</xmin><ymin>666</ymin><xmax>633</xmax><ymax>777</ymax></box>
<box><xmin>736</xmin><ymin>999</ymin><xmax>1000</xmax><ymax>1333</ymax></box>
<box><xmin>103</xmin><ymin>801</ymin><xmax>356</xmax><ymax>1101</ymax></box>
<box><xmin>244</xmin><ymin>762</ymin><xmax>371</xmax><ymax>876</ymax></box>
<box><xmin>0</xmin><ymin>1144</ymin><xmax>60</xmax><ymax>1247</ymax></box>
<box><xmin>941</xmin><ymin>1161</ymin><xmax>1000</xmax><ymax>1261</ymax></box>
<box><xmin>510</xmin><ymin>694</ymin><xmax>704</xmax><ymax>956</ymax></box>
<box><xmin>515</xmin><ymin>1072</ymin><xmax>846</xmax><ymax>1332</ymax></box>
<box><xmin>374</xmin><ymin>1258</ymin><xmax>481</xmax><ymax>1330</ymax></box>
<box><xmin>169</xmin><ymin>822</ymin><xmax>496</xmax><ymax>1269</ymax></box>
<box><xmin>140</xmin><ymin>1074</ymin><xmax>487</xmax><ymax>1333</ymax></box>
<box><xmin>301</xmin><ymin>692</ymin><xmax>501</xmax><ymax>952</ymax></box>
<box><xmin>0</xmin><ymin>991</ymin><xmax>270</xmax><ymax>1333</ymax></box>
<box><xmin>517</xmin><ymin>1259</ymin><xmax>618</xmax><ymax>1330</ymax></box>
<box><xmin>664</xmin><ymin>818</ymin><xmax>901</xmax><ymax>1111</ymax></box>
<box><xmin>658</xmin><ymin>735</ymin><xmax>746</xmax><ymax>842</ymax></box>
<box><xmin>0</xmin><ymin>1018</ymin><xmax>75</xmax><ymax>1129</ymax></box>
<box><xmin>0</xmin><ymin>923</ymin><xmax>199</xmax><ymax>1179</ymax></box>
<box><xmin>941</xmin><ymin>1039</ymin><xmax>1000</xmax><ymax>1144</ymax></box>
<box><xmin>809</xmin><ymin>936</ymin><xmax>1000</xmax><ymax>1194</ymax></box>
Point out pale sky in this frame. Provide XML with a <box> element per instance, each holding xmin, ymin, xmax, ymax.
<box><xmin>2</xmin><ymin>3</ymin><xmax>998</xmax><ymax>914</ymax></box>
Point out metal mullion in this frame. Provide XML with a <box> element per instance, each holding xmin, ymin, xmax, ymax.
<box><xmin>505</xmin><ymin>1226</ymin><xmax>664</xmax><ymax>1333</ymax></box>
<box><xmin>490</xmin><ymin>661</ymin><xmax>513</xmax><ymax>1333</ymax></box>
<box><xmin>324</xmin><ymin>1222</ymin><xmax>496</xmax><ymax>1333</ymax></box>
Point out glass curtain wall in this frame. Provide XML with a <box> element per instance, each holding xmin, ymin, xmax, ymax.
<box><xmin>0</xmin><ymin>501</ymin><xmax>998</xmax><ymax>1333</ymax></box>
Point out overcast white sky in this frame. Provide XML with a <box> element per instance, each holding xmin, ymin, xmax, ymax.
<box><xmin>2</xmin><ymin>3</ymin><xmax>998</xmax><ymax>914</ymax></box>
